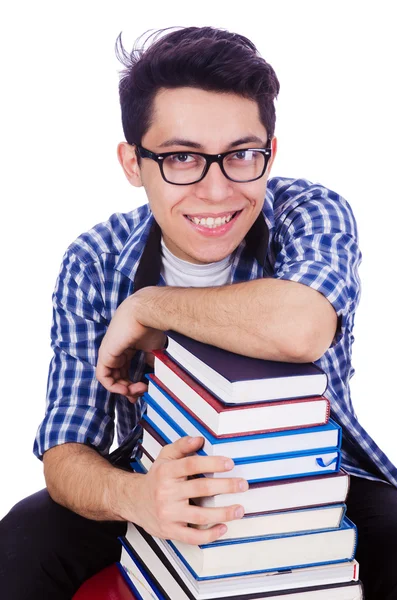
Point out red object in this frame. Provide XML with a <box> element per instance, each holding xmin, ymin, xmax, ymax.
<box><xmin>72</xmin><ymin>564</ymin><xmax>136</xmax><ymax>599</ymax></box>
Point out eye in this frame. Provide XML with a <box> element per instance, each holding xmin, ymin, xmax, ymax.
<box><xmin>232</xmin><ymin>150</ymin><xmax>256</xmax><ymax>160</ymax></box>
<box><xmin>170</xmin><ymin>153</ymin><xmax>195</xmax><ymax>163</ymax></box>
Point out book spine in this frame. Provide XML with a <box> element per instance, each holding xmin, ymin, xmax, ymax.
<box><xmin>118</xmin><ymin>543</ymin><xmax>170</xmax><ymax>600</ymax></box>
<box><xmin>116</xmin><ymin>563</ymin><xmax>145</xmax><ymax>600</ymax></box>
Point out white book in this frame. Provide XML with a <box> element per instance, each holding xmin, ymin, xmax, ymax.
<box><xmin>193</xmin><ymin>504</ymin><xmax>346</xmax><ymax>541</ymax></box>
<box><xmin>121</xmin><ymin>523</ymin><xmax>361</xmax><ymax>599</ymax></box>
<box><xmin>170</xmin><ymin>517</ymin><xmax>357</xmax><ymax>579</ymax></box>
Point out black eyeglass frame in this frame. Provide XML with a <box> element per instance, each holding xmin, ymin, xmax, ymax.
<box><xmin>135</xmin><ymin>142</ymin><xmax>273</xmax><ymax>185</ymax></box>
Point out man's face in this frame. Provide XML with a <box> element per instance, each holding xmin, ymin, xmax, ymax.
<box><xmin>121</xmin><ymin>87</ymin><xmax>277</xmax><ymax>265</ymax></box>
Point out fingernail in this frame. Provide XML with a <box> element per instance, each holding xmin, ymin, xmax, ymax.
<box><xmin>239</xmin><ymin>480</ymin><xmax>249</xmax><ymax>491</ymax></box>
<box><xmin>187</xmin><ymin>436</ymin><xmax>200</xmax><ymax>445</ymax></box>
<box><xmin>235</xmin><ymin>506</ymin><xmax>244</xmax><ymax>518</ymax></box>
<box><xmin>219</xmin><ymin>525</ymin><xmax>227</xmax><ymax>535</ymax></box>
<box><xmin>224</xmin><ymin>459</ymin><xmax>234</xmax><ymax>470</ymax></box>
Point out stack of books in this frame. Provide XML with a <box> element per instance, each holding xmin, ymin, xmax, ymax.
<box><xmin>118</xmin><ymin>331</ymin><xmax>364</xmax><ymax>599</ymax></box>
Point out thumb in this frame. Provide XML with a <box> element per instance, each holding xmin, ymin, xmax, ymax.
<box><xmin>158</xmin><ymin>436</ymin><xmax>204</xmax><ymax>461</ymax></box>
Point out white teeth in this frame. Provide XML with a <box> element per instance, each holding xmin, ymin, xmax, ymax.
<box><xmin>188</xmin><ymin>213</ymin><xmax>235</xmax><ymax>228</ymax></box>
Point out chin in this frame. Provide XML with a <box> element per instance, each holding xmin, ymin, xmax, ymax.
<box><xmin>189</xmin><ymin>244</ymin><xmax>236</xmax><ymax>265</ymax></box>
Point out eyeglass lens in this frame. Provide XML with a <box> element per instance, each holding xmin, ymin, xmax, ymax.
<box><xmin>162</xmin><ymin>150</ymin><xmax>266</xmax><ymax>184</ymax></box>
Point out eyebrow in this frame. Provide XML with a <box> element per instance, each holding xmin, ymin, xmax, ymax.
<box><xmin>157</xmin><ymin>135</ymin><xmax>267</xmax><ymax>150</ymax></box>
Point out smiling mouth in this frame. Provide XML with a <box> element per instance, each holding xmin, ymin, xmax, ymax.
<box><xmin>184</xmin><ymin>211</ymin><xmax>241</xmax><ymax>228</ymax></box>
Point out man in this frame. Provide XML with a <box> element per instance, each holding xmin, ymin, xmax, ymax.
<box><xmin>1</xmin><ymin>26</ymin><xmax>396</xmax><ymax>600</ymax></box>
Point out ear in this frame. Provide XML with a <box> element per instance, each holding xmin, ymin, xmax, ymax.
<box><xmin>117</xmin><ymin>142</ymin><xmax>143</xmax><ymax>188</ymax></box>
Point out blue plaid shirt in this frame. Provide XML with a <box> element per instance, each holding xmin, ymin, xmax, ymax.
<box><xmin>34</xmin><ymin>177</ymin><xmax>397</xmax><ymax>487</ymax></box>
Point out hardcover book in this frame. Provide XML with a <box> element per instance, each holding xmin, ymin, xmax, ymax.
<box><xmin>144</xmin><ymin>389</ymin><xmax>341</xmax><ymax>460</ymax></box>
<box><xmin>120</xmin><ymin>524</ymin><xmax>361</xmax><ymax>599</ymax></box>
<box><xmin>141</xmin><ymin>416</ymin><xmax>341</xmax><ymax>483</ymax></box>
<box><xmin>164</xmin><ymin>331</ymin><xmax>328</xmax><ymax>404</ymax></box>
<box><xmin>192</xmin><ymin>504</ymin><xmax>346</xmax><ymax>541</ymax></box>
<box><xmin>168</xmin><ymin>517</ymin><xmax>357</xmax><ymax>579</ymax></box>
<box><xmin>149</xmin><ymin>359</ymin><xmax>330</xmax><ymax>438</ymax></box>
<box><xmin>131</xmin><ymin>456</ymin><xmax>350</xmax><ymax>515</ymax></box>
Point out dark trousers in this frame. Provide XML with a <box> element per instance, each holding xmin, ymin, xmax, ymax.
<box><xmin>1</xmin><ymin>476</ymin><xmax>397</xmax><ymax>600</ymax></box>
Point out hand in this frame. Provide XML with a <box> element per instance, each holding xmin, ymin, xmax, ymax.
<box><xmin>96</xmin><ymin>295</ymin><xmax>166</xmax><ymax>402</ymax></box>
<box><xmin>126</xmin><ymin>436</ymin><xmax>248</xmax><ymax>544</ymax></box>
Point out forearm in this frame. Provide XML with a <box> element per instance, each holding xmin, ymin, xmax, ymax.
<box><xmin>43</xmin><ymin>442</ymin><xmax>144</xmax><ymax>521</ymax></box>
<box><xmin>132</xmin><ymin>279</ymin><xmax>337</xmax><ymax>362</ymax></box>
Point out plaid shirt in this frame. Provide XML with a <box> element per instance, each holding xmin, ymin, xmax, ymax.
<box><xmin>33</xmin><ymin>177</ymin><xmax>397</xmax><ymax>487</ymax></box>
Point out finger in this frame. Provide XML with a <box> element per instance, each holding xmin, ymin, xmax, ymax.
<box><xmin>98</xmin><ymin>351</ymin><xmax>130</xmax><ymax>369</ymax></box>
<box><xmin>166</xmin><ymin>453</ymin><xmax>236</xmax><ymax>479</ymax></box>
<box><xmin>125</xmin><ymin>382</ymin><xmax>148</xmax><ymax>403</ymax></box>
<box><xmin>101</xmin><ymin>380</ymin><xmax>131</xmax><ymax>395</ymax></box>
<box><xmin>184</xmin><ymin>503</ymin><xmax>244</xmax><ymax>526</ymax></box>
<box><xmin>157</xmin><ymin>436</ymin><xmax>205</xmax><ymax>461</ymax></box>
<box><xmin>127</xmin><ymin>381</ymin><xmax>148</xmax><ymax>394</ymax></box>
<box><xmin>96</xmin><ymin>364</ymin><xmax>131</xmax><ymax>389</ymax></box>
<box><xmin>95</xmin><ymin>369</ymin><xmax>130</xmax><ymax>394</ymax></box>
<box><xmin>169</xmin><ymin>522</ymin><xmax>228</xmax><ymax>545</ymax></box>
<box><xmin>180</xmin><ymin>475</ymin><xmax>249</xmax><ymax>499</ymax></box>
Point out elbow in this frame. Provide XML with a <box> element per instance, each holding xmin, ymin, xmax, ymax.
<box><xmin>43</xmin><ymin>448</ymin><xmax>60</xmax><ymax>502</ymax></box>
<box><xmin>285</xmin><ymin>328</ymin><xmax>333</xmax><ymax>363</ymax></box>
<box><xmin>285</xmin><ymin>299</ymin><xmax>338</xmax><ymax>363</ymax></box>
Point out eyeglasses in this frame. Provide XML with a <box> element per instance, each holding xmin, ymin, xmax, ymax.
<box><xmin>135</xmin><ymin>142</ymin><xmax>272</xmax><ymax>185</ymax></box>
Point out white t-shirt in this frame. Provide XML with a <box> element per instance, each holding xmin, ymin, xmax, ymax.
<box><xmin>160</xmin><ymin>238</ymin><xmax>232</xmax><ymax>287</ymax></box>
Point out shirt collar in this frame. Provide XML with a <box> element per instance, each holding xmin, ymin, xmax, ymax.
<box><xmin>115</xmin><ymin>194</ymin><xmax>271</xmax><ymax>292</ymax></box>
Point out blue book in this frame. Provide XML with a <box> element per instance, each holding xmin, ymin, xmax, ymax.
<box><xmin>143</xmin><ymin>387</ymin><xmax>342</xmax><ymax>460</ymax></box>
<box><xmin>164</xmin><ymin>331</ymin><xmax>328</xmax><ymax>404</ymax></box>
<box><xmin>140</xmin><ymin>415</ymin><xmax>341</xmax><ymax>484</ymax></box>
<box><xmin>167</xmin><ymin>516</ymin><xmax>357</xmax><ymax>580</ymax></box>
<box><xmin>120</xmin><ymin>524</ymin><xmax>362</xmax><ymax>598</ymax></box>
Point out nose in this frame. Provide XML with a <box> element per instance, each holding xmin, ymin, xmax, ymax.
<box><xmin>194</xmin><ymin>161</ymin><xmax>233</xmax><ymax>203</ymax></box>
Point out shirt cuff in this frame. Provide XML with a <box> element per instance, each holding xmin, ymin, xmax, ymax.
<box><xmin>33</xmin><ymin>405</ymin><xmax>115</xmax><ymax>460</ymax></box>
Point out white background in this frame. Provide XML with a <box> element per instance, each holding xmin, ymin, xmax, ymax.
<box><xmin>0</xmin><ymin>1</ymin><xmax>396</xmax><ymax>519</ymax></box>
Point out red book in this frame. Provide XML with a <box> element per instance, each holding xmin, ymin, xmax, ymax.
<box><xmin>151</xmin><ymin>351</ymin><xmax>330</xmax><ymax>437</ymax></box>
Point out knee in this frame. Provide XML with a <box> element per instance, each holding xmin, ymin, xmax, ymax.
<box><xmin>0</xmin><ymin>489</ymin><xmax>58</xmax><ymax>561</ymax></box>
<box><xmin>0</xmin><ymin>490</ymin><xmax>63</xmax><ymax>598</ymax></box>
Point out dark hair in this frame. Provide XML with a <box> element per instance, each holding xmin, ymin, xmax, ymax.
<box><xmin>116</xmin><ymin>26</ymin><xmax>280</xmax><ymax>148</ymax></box>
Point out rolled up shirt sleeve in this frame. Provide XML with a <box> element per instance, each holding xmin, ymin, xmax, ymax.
<box><xmin>271</xmin><ymin>181</ymin><xmax>362</xmax><ymax>345</ymax></box>
<box><xmin>33</xmin><ymin>250</ymin><xmax>115</xmax><ymax>460</ymax></box>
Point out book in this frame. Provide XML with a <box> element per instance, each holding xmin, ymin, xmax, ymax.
<box><xmin>164</xmin><ymin>331</ymin><xmax>328</xmax><ymax>404</ymax></box>
<box><xmin>144</xmin><ymin>389</ymin><xmax>341</xmax><ymax>460</ymax></box>
<box><xmin>134</xmin><ymin>436</ymin><xmax>346</xmax><ymax>539</ymax></box>
<box><xmin>131</xmin><ymin>456</ymin><xmax>350</xmax><ymax>514</ymax></box>
<box><xmin>168</xmin><ymin>517</ymin><xmax>357</xmax><ymax>579</ymax></box>
<box><xmin>120</xmin><ymin>524</ymin><xmax>361</xmax><ymax>599</ymax></box>
<box><xmin>119</xmin><ymin>559</ymin><xmax>363</xmax><ymax>600</ymax></box>
<box><xmin>193</xmin><ymin>504</ymin><xmax>346</xmax><ymax>541</ymax></box>
<box><xmin>148</xmin><ymin>362</ymin><xmax>330</xmax><ymax>438</ymax></box>
<box><xmin>141</xmin><ymin>417</ymin><xmax>341</xmax><ymax>483</ymax></box>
